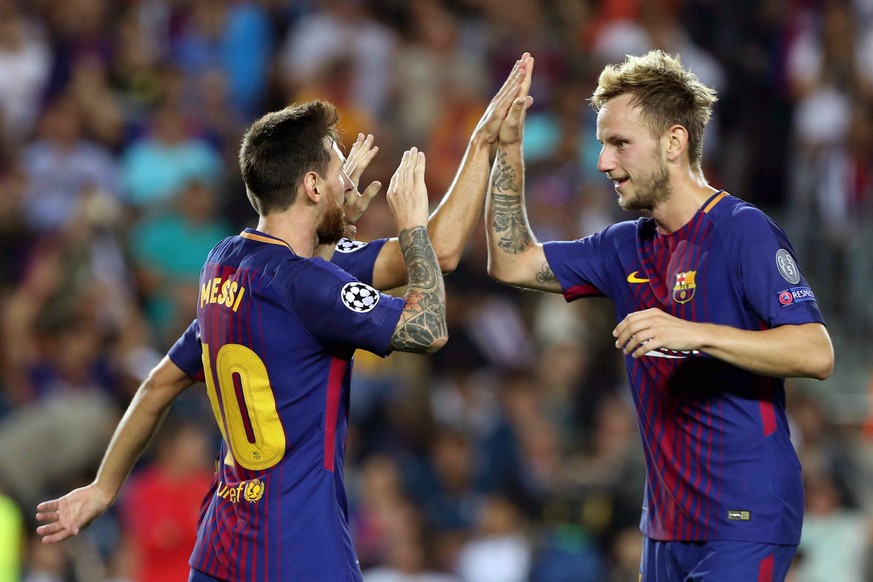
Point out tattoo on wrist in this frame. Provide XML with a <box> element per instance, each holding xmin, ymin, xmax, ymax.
<box><xmin>492</xmin><ymin>151</ymin><xmax>519</xmax><ymax>193</ymax></box>
<box><xmin>392</xmin><ymin>226</ymin><xmax>447</xmax><ymax>352</ymax></box>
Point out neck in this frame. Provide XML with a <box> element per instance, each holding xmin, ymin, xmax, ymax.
<box><xmin>256</xmin><ymin>210</ymin><xmax>318</xmax><ymax>257</ymax></box>
<box><xmin>651</xmin><ymin>169</ymin><xmax>717</xmax><ymax>234</ymax></box>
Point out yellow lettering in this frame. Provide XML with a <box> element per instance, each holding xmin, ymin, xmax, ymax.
<box><xmin>201</xmin><ymin>280</ymin><xmax>213</xmax><ymax>308</ymax></box>
<box><xmin>217</xmin><ymin>280</ymin><xmax>231</xmax><ymax>305</ymax></box>
<box><xmin>216</xmin><ymin>481</ymin><xmax>228</xmax><ymax>498</ymax></box>
<box><xmin>209</xmin><ymin>277</ymin><xmax>221</xmax><ymax>303</ymax></box>
<box><xmin>232</xmin><ymin>286</ymin><xmax>246</xmax><ymax>312</ymax></box>
<box><xmin>224</xmin><ymin>281</ymin><xmax>237</xmax><ymax>308</ymax></box>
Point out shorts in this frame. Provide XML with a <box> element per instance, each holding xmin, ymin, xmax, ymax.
<box><xmin>640</xmin><ymin>537</ymin><xmax>797</xmax><ymax>581</ymax></box>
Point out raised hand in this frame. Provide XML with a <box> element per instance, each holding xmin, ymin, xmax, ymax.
<box><xmin>474</xmin><ymin>53</ymin><xmax>533</xmax><ymax>145</ymax></box>
<box><xmin>35</xmin><ymin>484</ymin><xmax>110</xmax><ymax>544</ymax></box>
<box><xmin>386</xmin><ymin>148</ymin><xmax>429</xmax><ymax>233</ymax></box>
<box><xmin>498</xmin><ymin>56</ymin><xmax>535</xmax><ymax>145</ymax></box>
<box><xmin>342</xmin><ymin>133</ymin><xmax>383</xmax><ymax>226</ymax></box>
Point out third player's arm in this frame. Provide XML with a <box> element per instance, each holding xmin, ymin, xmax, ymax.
<box><xmin>484</xmin><ymin>96</ymin><xmax>562</xmax><ymax>293</ymax></box>
<box><xmin>370</xmin><ymin>54</ymin><xmax>532</xmax><ymax>291</ymax></box>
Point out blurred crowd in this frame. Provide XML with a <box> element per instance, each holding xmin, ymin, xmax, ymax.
<box><xmin>0</xmin><ymin>0</ymin><xmax>872</xmax><ymax>581</ymax></box>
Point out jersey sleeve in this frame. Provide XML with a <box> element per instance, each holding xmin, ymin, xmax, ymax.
<box><xmin>274</xmin><ymin>257</ymin><xmax>405</xmax><ymax>357</ymax></box>
<box><xmin>167</xmin><ymin>319</ymin><xmax>205</xmax><ymax>381</ymax></box>
<box><xmin>328</xmin><ymin>237</ymin><xmax>388</xmax><ymax>286</ymax></box>
<box><xmin>542</xmin><ymin>224</ymin><xmax>628</xmax><ymax>301</ymax></box>
<box><xmin>728</xmin><ymin>205</ymin><xmax>825</xmax><ymax>328</ymax></box>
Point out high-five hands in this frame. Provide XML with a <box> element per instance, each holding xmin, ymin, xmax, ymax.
<box><xmin>498</xmin><ymin>55</ymin><xmax>535</xmax><ymax>145</ymax></box>
<box><xmin>387</xmin><ymin>147</ymin><xmax>428</xmax><ymax>232</ymax></box>
<box><xmin>475</xmin><ymin>53</ymin><xmax>534</xmax><ymax>145</ymax></box>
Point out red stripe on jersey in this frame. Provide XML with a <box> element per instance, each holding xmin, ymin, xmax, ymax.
<box><xmin>758</xmin><ymin>554</ymin><xmax>774</xmax><ymax>582</ymax></box>
<box><xmin>759</xmin><ymin>381</ymin><xmax>777</xmax><ymax>436</ymax></box>
<box><xmin>323</xmin><ymin>358</ymin><xmax>348</xmax><ymax>470</ymax></box>
<box><xmin>564</xmin><ymin>283</ymin><xmax>602</xmax><ymax>301</ymax></box>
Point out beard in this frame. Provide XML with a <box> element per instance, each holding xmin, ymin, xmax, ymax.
<box><xmin>618</xmin><ymin>157</ymin><xmax>671</xmax><ymax>212</ymax></box>
<box><xmin>316</xmin><ymin>193</ymin><xmax>347</xmax><ymax>246</ymax></box>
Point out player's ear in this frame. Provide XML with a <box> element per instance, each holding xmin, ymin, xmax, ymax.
<box><xmin>664</xmin><ymin>124</ymin><xmax>688</xmax><ymax>163</ymax></box>
<box><xmin>303</xmin><ymin>171</ymin><xmax>321</xmax><ymax>204</ymax></box>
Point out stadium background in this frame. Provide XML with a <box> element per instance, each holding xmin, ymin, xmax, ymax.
<box><xmin>0</xmin><ymin>0</ymin><xmax>872</xmax><ymax>580</ymax></box>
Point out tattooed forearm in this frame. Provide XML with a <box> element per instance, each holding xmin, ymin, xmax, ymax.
<box><xmin>489</xmin><ymin>150</ymin><xmax>532</xmax><ymax>255</ymax></box>
<box><xmin>535</xmin><ymin>262</ymin><xmax>557</xmax><ymax>285</ymax></box>
<box><xmin>492</xmin><ymin>151</ymin><xmax>519</xmax><ymax>193</ymax></box>
<box><xmin>390</xmin><ymin>226</ymin><xmax>448</xmax><ymax>353</ymax></box>
<box><xmin>491</xmin><ymin>193</ymin><xmax>532</xmax><ymax>254</ymax></box>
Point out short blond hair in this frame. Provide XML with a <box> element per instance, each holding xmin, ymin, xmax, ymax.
<box><xmin>591</xmin><ymin>50</ymin><xmax>717</xmax><ymax>171</ymax></box>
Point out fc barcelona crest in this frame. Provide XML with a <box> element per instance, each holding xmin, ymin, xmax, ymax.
<box><xmin>672</xmin><ymin>270</ymin><xmax>697</xmax><ymax>304</ymax></box>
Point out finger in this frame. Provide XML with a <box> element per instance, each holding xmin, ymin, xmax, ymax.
<box><xmin>36</xmin><ymin>521</ymin><xmax>66</xmax><ymax>537</ymax></box>
<box><xmin>623</xmin><ymin>331</ymin><xmax>654</xmax><ymax>355</ymax></box>
<box><xmin>361</xmin><ymin>180</ymin><xmax>382</xmax><ymax>203</ymax></box>
<box><xmin>41</xmin><ymin>529</ymin><xmax>74</xmax><ymax>544</ymax></box>
<box><xmin>403</xmin><ymin>148</ymin><xmax>416</xmax><ymax>186</ymax></box>
<box><xmin>519</xmin><ymin>55</ymin><xmax>534</xmax><ymax>96</ymax></box>
<box><xmin>350</xmin><ymin>144</ymin><xmax>379</xmax><ymax>182</ymax></box>
<box><xmin>414</xmin><ymin>151</ymin><xmax>426</xmax><ymax>184</ymax></box>
<box><xmin>36</xmin><ymin>500</ymin><xmax>59</xmax><ymax>513</ymax></box>
<box><xmin>35</xmin><ymin>510</ymin><xmax>58</xmax><ymax>523</ymax></box>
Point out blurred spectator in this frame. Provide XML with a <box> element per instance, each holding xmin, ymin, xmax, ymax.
<box><xmin>120</xmin><ymin>101</ymin><xmax>223</xmax><ymax>209</ymax></box>
<box><xmin>118</xmin><ymin>418</ymin><xmax>214</xmax><ymax>582</ymax></box>
<box><xmin>793</xmin><ymin>470</ymin><xmax>872</xmax><ymax>582</ymax></box>
<box><xmin>172</xmin><ymin>0</ymin><xmax>273</xmax><ymax>120</ymax></box>
<box><xmin>0</xmin><ymin>3</ymin><xmax>52</xmax><ymax>142</ymax></box>
<box><xmin>20</xmin><ymin>95</ymin><xmax>120</xmax><ymax>233</ymax></box>
<box><xmin>456</xmin><ymin>494</ymin><xmax>532</xmax><ymax>582</ymax></box>
<box><xmin>278</xmin><ymin>0</ymin><xmax>396</xmax><ymax>120</ymax></box>
<box><xmin>128</xmin><ymin>179</ymin><xmax>231</xmax><ymax>347</ymax></box>
<box><xmin>362</xmin><ymin>497</ymin><xmax>458</xmax><ymax>582</ymax></box>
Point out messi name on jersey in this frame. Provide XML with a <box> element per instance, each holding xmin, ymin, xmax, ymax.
<box><xmin>200</xmin><ymin>276</ymin><xmax>246</xmax><ymax>312</ymax></box>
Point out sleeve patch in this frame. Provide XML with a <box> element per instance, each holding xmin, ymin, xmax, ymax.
<box><xmin>777</xmin><ymin>287</ymin><xmax>816</xmax><ymax>306</ymax></box>
<box><xmin>341</xmin><ymin>281</ymin><xmax>380</xmax><ymax>312</ymax></box>
<box><xmin>775</xmin><ymin>249</ymin><xmax>800</xmax><ymax>284</ymax></box>
<box><xmin>335</xmin><ymin>238</ymin><xmax>369</xmax><ymax>253</ymax></box>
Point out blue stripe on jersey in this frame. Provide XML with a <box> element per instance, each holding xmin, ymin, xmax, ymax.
<box><xmin>543</xmin><ymin>193</ymin><xmax>821</xmax><ymax>544</ymax></box>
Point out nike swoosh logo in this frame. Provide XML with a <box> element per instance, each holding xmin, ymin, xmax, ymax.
<box><xmin>627</xmin><ymin>271</ymin><xmax>650</xmax><ymax>283</ymax></box>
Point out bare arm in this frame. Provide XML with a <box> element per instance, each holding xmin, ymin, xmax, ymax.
<box><xmin>614</xmin><ymin>310</ymin><xmax>834</xmax><ymax>379</ymax></box>
<box><xmin>483</xmin><ymin>56</ymin><xmax>562</xmax><ymax>293</ymax></box>
<box><xmin>35</xmin><ymin>356</ymin><xmax>196</xmax><ymax>543</ymax></box>
<box><xmin>386</xmin><ymin>149</ymin><xmax>448</xmax><ymax>353</ymax></box>
<box><xmin>370</xmin><ymin>54</ymin><xmax>533</xmax><ymax>290</ymax></box>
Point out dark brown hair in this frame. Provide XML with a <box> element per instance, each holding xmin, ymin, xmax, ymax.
<box><xmin>238</xmin><ymin>100</ymin><xmax>341</xmax><ymax>215</ymax></box>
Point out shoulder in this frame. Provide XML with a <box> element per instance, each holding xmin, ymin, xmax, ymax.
<box><xmin>706</xmin><ymin>194</ymin><xmax>784</xmax><ymax>241</ymax></box>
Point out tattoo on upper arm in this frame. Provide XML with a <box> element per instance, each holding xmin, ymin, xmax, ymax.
<box><xmin>535</xmin><ymin>262</ymin><xmax>557</xmax><ymax>286</ymax></box>
<box><xmin>490</xmin><ymin>151</ymin><xmax>531</xmax><ymax>255</ymax></box>
<box><xmin>390</xmin><ymin>226</ymin><xmax>448</xmax><ymax>352</ymax></box>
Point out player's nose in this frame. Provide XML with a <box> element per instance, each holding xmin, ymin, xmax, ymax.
<box><xmin>596</xmin><ymin>146</ymin><xmax>614</xmax><ymax>174</ymax></box>
<box><xmin>341</xmin><ymin>170</ymin><xmax>354</xmax><ymax>192</ymax></box>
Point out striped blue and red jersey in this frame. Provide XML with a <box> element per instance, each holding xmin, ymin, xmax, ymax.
<box><xmin>168</xmin><ymin>229</ymin><xmax>399</xmax><ymax>580</ymax></box>
<box><xmin>543</xmin><ymin>192</ymin><xmax>824</xmax><ymax>544</ymax></box>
